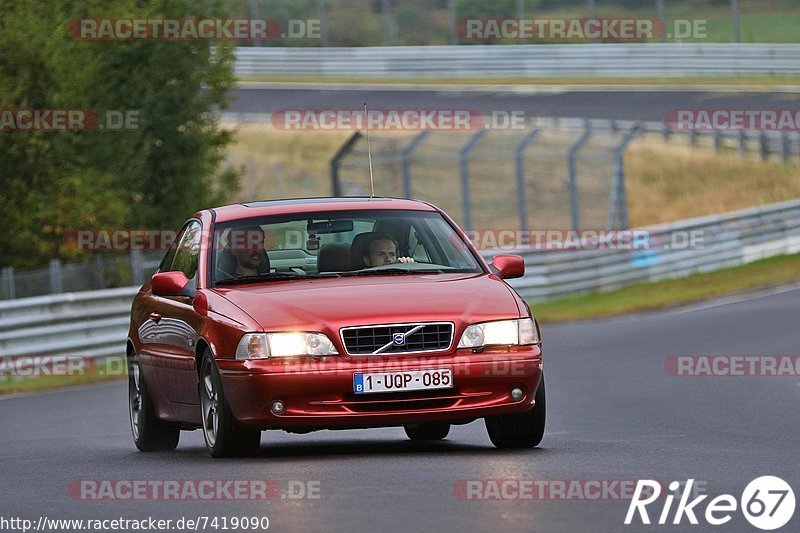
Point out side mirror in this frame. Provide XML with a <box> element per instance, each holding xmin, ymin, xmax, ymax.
<box><xmin>151</xmin><ymin>271</ymin><xmax>191</xmax><ymax>296</ymax></box>
<box><xmin>490</xmin><ymin>255</ymin><xmax>525</xmax><ymax>279</ymax></box>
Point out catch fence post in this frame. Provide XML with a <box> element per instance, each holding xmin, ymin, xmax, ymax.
<box><xmin>609</xmin><ymin>124</ymin><xmax>642</xmax><ymax>229</ymax></box>
<box><xmin>568</xmin><ymin>124</ymin><xmax>592</xmax><ymax>230</ymax></box>
<box><xmin>1</xmin><ymin>266</ymin><xmax>15</xmax><ymax>299</ymax></box>
<box><xmin>514</xmin><ymin>128</ymin><xmax>541</xmax><ymax>233</ymax></box>
<box><xmin>401</xmin><ymin>131</ymin><xmax>430</xmax><ymax>199</ymax></box>
<box><xmin>330</xmin><ymin>132</ymin><xmax>363</xmax><ymax>196</ymax></box>
<box><xmin>459</xmin><ymin>129</ymin><xmax>488</xmax><ymax>232</ymax></box>
<box><xmin>49</xmin><ymin>259</ymin><xmax>63</xmax><ymax>294</ymax></box>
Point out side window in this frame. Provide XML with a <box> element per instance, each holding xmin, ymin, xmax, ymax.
<box><xmin>158</xmin><ymin>226</ymin><xmax>186</xmax><ymax>272</ymax></box>
<box><xmin>168</xmin><ymin>221</ymin><xmax>202</xmax><ymax>279</ymax></box>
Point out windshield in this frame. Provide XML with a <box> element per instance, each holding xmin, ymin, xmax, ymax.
<box><xmin>211</xmin><ymin>209</ymin><xmax>483</xmax><ymax>284</ymax></box>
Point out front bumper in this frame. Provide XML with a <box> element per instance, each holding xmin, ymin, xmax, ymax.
<box><xmin>216</xmin><ymin>346</ymin><xmax>542</xmax><ymax>429</ymax></box>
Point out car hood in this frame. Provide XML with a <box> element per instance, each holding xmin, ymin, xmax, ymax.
<box><xmin>211</xmin><ymin>273</ymin><xmax>522</xmax><ymax>333</ymax></box>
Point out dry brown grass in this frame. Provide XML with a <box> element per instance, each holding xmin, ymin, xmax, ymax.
<box><xmin>625</xmin><ymin>136</ymin><xmax>800</xmax><ymax>226</ymax></box>
<box><xmin>226</xmin><ymin>125</ymin><xmax>800</xmax><ymax>226</ymax></box>
<box><xmin>225</xmin><ymin>124</ymin><xmax>351</xmax><ymax>201</ymax></box>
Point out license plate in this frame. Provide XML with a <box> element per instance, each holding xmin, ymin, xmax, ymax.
<box><xmin>353</xmin><ymin>368</ymin><xmax>453</xmax><ymax>394</ymax></box>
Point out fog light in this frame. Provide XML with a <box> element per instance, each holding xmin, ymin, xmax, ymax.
<box><xmin>271</xmin><ymin>400</ymin><xmax>285</xmax><ymax>415</ymax></box>
<box><xmin>510</xmin><ymin>387</ymin><xmax>524</xmax><ymax>401</ymax></box>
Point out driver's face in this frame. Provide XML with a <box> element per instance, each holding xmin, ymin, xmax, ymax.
<box><xmin>365</xmin><ymin>239</ymin><xmax>397</xmax><ymax>267</ymax></box>
<box><xmin>233</xmin><ymin>249</ymin><xmax>262</xmax><ymax>269</ymax></box>
<box><xmin>229</xmin><ymin>228</ymin><xmax>264</xmax><ymax>270</ymax></box>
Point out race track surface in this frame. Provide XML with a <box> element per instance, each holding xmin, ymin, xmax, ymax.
<box><xmin>2</xmin><ymin>286</ymin><xmax>799</xmax><ymax>532</ymax></box>
<box><xmin>229</xmin><ymin>85</ymin><xmax>798</xmax><ymax>121</ymax></box>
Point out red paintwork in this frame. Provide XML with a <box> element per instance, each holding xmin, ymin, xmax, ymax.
<box><xmin>489</xmin><ymin>254</ymin><xmax>526</xmax><ymax>279</ymax></box>
<box><xmin>128</xmin><ymin>198</ymin><xmax>542</xmax><ymax>430</ymax></box>
<box><xmin>151</xmin><ymin>271</ymin><xmax>190</xmax><ymax>296</ymax></box>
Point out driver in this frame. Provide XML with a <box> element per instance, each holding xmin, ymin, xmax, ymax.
<box><xmin>226</xmin><ymin>226</ymin><xmax>266</xmax><ymax>276</ymax></box>
<box><xmin>362</xmin><ymin>233</ymin><xmax>415</xmax><ymax>267</ymax></box>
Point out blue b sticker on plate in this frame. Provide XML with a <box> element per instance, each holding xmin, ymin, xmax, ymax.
<box><xmin>353</xmin><ymin>373</ymin><xmax>365</xmax><ymax>393</ymax></box>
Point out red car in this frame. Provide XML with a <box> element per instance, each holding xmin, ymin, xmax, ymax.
<box><xmin>127</xmin><ymin>197</ymin><xmax>544</xmax><ymax>457</ymax></box>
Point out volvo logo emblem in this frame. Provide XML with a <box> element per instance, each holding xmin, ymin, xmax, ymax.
<box><xmin>392</xmin><ymin>332</ymin><xmax>406</xmax><ymax>346</ymax></box>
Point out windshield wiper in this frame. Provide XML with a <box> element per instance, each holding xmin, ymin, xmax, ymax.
<box><xmin>340</xmin><ymin>268</ymin><xmax>448</xmax><ymax>277</ymax></box>
<box><xmin>216</xmin><ymin>272</ymin><xmax>338</xmax><ymax>285</ymax></box>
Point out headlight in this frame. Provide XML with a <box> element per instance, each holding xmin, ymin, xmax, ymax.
<box><xmin>236</xmin><ymin>332</ymin><xmax>339</xmax><ymax>359</ymax></box>
<box><xmin>457</xmin><ymin>318</ymin><xmax>539</xmax><ymax>349</ymax></box>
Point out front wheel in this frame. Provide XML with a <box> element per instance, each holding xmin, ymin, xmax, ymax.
<box><xmin>404</xmin><ymin>423</ymin><xmax>450</xmax><ymax>441</ymax></box>
<box><xmin>128</xmin><ymin>356</ymin><xmax>180</xmax><ymax>452</ymax></box>
<box><xmin>199</xmin><ymin>353</ymin><xmax>261</xmax><ymax>458</ymax></box>
<box><xmin>485</xmin><ymin>376</ymin><xmax>546</xmax><ymax>449</ymax></box>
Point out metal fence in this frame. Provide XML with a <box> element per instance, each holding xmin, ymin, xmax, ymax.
<box><xmin>234</xmin><ymin>44</ymin><xmax>800</xmax><ymax>78</ymax></box>
<box><xmin>332</xmin><ymin>119</ymin><xmax>641</xmax><ymax>232</ymax></box>
<box><xmin>607</xmin><ymin>118</ymin><xmax>800</xmax><ymax>163</ymax></box>
<box><xmin>329</xmin><ymin>117</ymin><xmax>800</xmax><ymax>235</ymax></box>
<box><xmin>221</xmin><ymin>111</ymin><xmax>800</xmax><ymax>167</ymax></box>
<box><xmin>0</xmin><ymin>251</ymin><xmax>161</xmax><ymax>301</ymax></box>
<box><xmin>1</xmin><ymin>199</ymin><xmax>798</xmax><ymax>368</ymax></box>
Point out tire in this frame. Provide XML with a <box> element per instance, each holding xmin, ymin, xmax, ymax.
<box><xmin>404</xmin><ymin>422</ymin><xmax>450</xmax><ymax>441</ymax></box>
<box><xmin>128</xmin><ymin>356</ymin><xmax>180</xmax><ymax>452</ymax></box>
<box><xmin>199</xmin><ymin>353</ymin><xmax>261</xmax><ymax>458</ymax></box>
<box><xmin>485</xmin><ymin>376</ymin><xmax>546</xmax><ymax>449</ymax></box>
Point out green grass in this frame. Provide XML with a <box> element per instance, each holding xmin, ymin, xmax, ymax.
<box><xmin>696</xmin><ymin>13</ymin><xmax>800</xmax><ymax>43</ymax></box>
<box><xmin>545</xmin><ymin>0</ymin><xmax>800</xmax><ymax>44</ymax></box>
<box><xmin>532</xmin><ymin>252</ymin><xmax>800</xmax><ymax>323</ymax></box>
<box><xmin>0</xmin><ymin>359</ymin><xmax>126</xmax><ymax>396</ymax></box>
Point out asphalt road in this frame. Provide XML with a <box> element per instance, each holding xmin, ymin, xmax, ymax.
<box><xmin>2</xmin><ymin>285</ymin><xmax>799</xmax><ymax>532</ymax></box>
<box><xmin>229</xmin><ymin>85</ymin><xmax>800</xmax><ymax>121</ymax></box>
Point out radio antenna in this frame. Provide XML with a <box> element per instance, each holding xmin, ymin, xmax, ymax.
<box><xmin>364</xmin><ymin>102</ymin><xmax>375</xmax><ymax>198</ymax></box>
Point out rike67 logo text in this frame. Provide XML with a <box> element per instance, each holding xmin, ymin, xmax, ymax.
<box><xmin>626</xmin><ymin>477</ymin><xmax>795</xmax><ymax>530</ymax></box>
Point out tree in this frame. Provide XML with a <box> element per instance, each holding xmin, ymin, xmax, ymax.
<box><xmin>0</xmin><ymin>0</ymin><xmax>241</xmax><ymax>268</ymax></box>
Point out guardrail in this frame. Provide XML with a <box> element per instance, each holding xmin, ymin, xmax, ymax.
<box><xmin>1</xmin><ymin>199</ymin><xmax>799</xmax><ymax>368</ymax></box>
<box><xmin>234</xmin><ymin>44</ymin><xmax>800</xmax><ymax>78</ymax></box>
<box><xmin>504</xmin><ymin>199</ymin><xmax>800</xmax><ymax>301</ymax></box>
<box><xmin>0</xmin><ymin>287</ymin><xmax>137</xmax><ymax>363</ymax></box>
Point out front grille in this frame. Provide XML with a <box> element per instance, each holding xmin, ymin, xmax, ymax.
<box><xmin>341</xmin><ymin>322</ymin><xmax>454</xmax><ymax>355</ymax></box>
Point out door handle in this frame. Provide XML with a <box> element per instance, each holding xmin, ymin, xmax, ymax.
<box><xmin>149</xmin><ymin>312</ymin><xmax>162</xmax><ymax>323</ymax></box>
